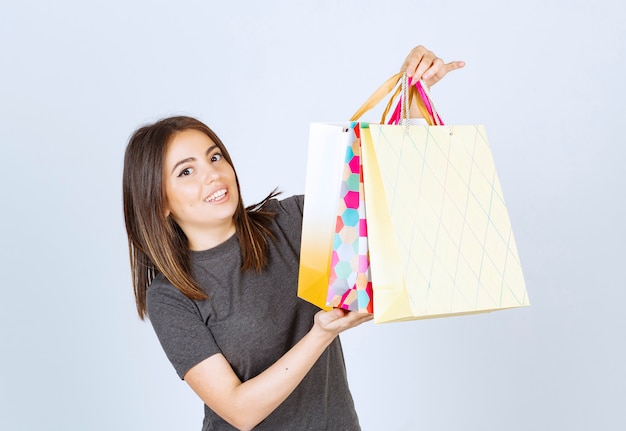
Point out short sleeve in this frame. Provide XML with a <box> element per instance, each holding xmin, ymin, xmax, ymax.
<box><xmin>146</xmin><ymin>278</ymin><xmax>222</xmax><ymax>379</ymax></box>
<box><xmin>268</xmin><ymin>195</ymin><xmax>305</xmax><ymax>251</ymax></box>
<box><xmin>275</xmin><ymin>194</ymin><xmax>304</xmax><ymax>217</ymax></box>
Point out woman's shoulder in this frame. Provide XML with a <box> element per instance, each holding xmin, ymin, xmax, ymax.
<box><xmin>265</xmin><ymin>194</ymin><xmax>304</xmax><ymax>216</ymax></box>
<box><xmin>259</xmin><ymin>194</ymin><xmax>304</xmax><ymax>246</ymax></box>
<box><xmin>146</xmin><ymin>273</ymin><xmax>194</xmax><ymax>309</ymax></box>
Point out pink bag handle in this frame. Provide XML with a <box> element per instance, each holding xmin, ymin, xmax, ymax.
<box><xmin>387</xmin><ymin>75</ymin><xmax>444</xmax><ymax>126</ymax></box>
<box><xmin>412</xmin><ymin>78</ymin><xmax>443</xmax><ymax>125</ymax></box>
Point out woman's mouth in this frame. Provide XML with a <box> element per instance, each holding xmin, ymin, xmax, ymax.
<box><xmin>204</xmin><ymin>189</ymin><xmax>227</xmax><ymax>203</ymax></box>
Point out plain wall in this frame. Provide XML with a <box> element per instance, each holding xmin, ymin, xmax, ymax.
<box><xmin>1</xmin><ymin>1</ymin><xmax>624</xmax><ymax>430</ymax></box>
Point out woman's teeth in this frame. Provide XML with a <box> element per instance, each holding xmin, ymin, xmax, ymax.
<box><xmin>205</xmin><ymin>189</ymin><xmax>226</xmax><ymax>202</ymax></box>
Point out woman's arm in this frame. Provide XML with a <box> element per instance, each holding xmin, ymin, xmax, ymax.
<box><xmin>184</xmin><ymin>308</ymin><xmax>372</xmax><ymax>431</ymax></box>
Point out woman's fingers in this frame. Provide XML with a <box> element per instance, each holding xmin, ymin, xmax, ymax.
<box><xmin>424</xmin><ymin>60</ymin><xmax>466</xmax><ymax>87</ymax></box>
<box><xmin>315</xmin><ymin>309</ymin><xmax>373</xmax><ymax>333</ymax></box>
<box><xmin>401</xmin><ymin>45</ymin><xmax>465</xmax><ymax>87</ymax></box>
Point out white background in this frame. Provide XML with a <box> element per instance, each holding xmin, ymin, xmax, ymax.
<box><xmin>1</xmin><ymin>1</ymin><xmax>624</xmax><ymax>430</ymax></box>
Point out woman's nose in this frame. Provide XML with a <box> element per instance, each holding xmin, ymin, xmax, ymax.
<box><xmin>202</xmin><ymin>165</ymin><xmax>220</xmax><ymax>183</ymax></box>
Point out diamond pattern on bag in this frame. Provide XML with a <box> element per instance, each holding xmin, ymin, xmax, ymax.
<box><xmin>370</xmin><ymin>124</ymin><xmax>527</xmax><ymax>317</ymax></box>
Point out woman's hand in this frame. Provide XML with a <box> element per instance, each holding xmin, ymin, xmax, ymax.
<box><xmin>312</xmin><ymin>308</ymin><xmax>373</xmax><ymax>336</ymax></box>
<box><xmin>401</xmin><ymin>45</ymin><xmax>465</xmax><ymax>88</ymax></box>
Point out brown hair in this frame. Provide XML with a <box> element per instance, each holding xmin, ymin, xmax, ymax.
<box><xmin>122</xmin><ymin>116</ymin><xmax>278</xmax><ymax>319</ymax></box>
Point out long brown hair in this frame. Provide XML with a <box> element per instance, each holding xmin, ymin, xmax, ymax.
<box><xmin>123</xmin><ymin>116</ymin><xmax>278</xmax><ymax>319</ymax></box>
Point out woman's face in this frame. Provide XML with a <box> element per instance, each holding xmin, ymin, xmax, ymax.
<box><xmin>162</xmin><ymin>129</ymin><xmax>239</xmax><ymax>250</ymax></box>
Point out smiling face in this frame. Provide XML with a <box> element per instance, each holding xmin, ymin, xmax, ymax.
<box><xmin>162</xmin><ymin>129</ymin><xmax>239</xmax><ymax>250</ymax></box>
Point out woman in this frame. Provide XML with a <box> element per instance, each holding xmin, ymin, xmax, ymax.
<box><xmin>123</xmin><ymin>46</ymin><xmax>464</xmax><ymax>431</ymax></box>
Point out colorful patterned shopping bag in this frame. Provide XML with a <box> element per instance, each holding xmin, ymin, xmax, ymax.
<box><xmin>326</xmin><ymin>123</ymin><xmax>373</xmax><ymax>313</ymax></box>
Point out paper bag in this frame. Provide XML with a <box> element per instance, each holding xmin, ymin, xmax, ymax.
<box><xmin>361</xmin><ymin>122</ymin><xmax>529</xmax><ymax>322</ymax></box>
<box><xmin>297</xmin><ymin>123</ymin><xmax>355</xmax><ymax>311</ymax></box>
<box><xmin>326</xmin><ymin>123</ymin><xmax>373</xmax><ymax>312</ymax></box>
<box><xmin>299</xmin><ymin>72</ymin><xmax>529</xmax><ymax>323</ymax></box>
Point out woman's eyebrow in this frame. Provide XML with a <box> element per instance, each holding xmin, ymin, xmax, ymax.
<box><xmin>205</xmin><ymin>144</ymin><xmax>218</xmax><ymax>156</ymax></box>
<box><xmin>171</xmin><ymin>157</ymin><xmax>195</xmax><ymax>175</ymax></box>
<box><xmin>170</xmin><ymin>145</ymin><xmax>219</xmax><ymax>175</ymax></box>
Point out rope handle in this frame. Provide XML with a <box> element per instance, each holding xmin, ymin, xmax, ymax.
<box><xmin>349</xmin><ymin>72</ymin><xmax>444</xmax><ymax>126</ymax></box>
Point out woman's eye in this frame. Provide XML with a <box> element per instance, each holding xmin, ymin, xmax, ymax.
<box><xmin>211</xmin><ymin>153</ymin><xmax>223</xmax><ymax>162</ymax></box>
<box><xmin>178</xmin><ymin>167</ymin><xmax>193</xmax><ymax>177</ymax></box>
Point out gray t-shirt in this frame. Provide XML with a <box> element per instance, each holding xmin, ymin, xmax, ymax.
<box><xmin>146</xmin><ymin>195</ymin><xmax>360</xmax><ymax>430</ymax></box>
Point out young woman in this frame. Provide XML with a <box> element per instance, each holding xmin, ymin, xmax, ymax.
<box><xmin>123</xmin><ymin>46</ymin><xmax>464</xmax><ymax>431</ymax></box>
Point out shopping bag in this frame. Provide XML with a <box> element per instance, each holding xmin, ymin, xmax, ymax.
<box><xmin>298</xmin><ymin>122</ymin><xmax>373</xmax><ymax>312</ymax></box>
<box><xmin>360</xmin><ymin>75</ymin><xmax>529</xmax><ymax>323</ymax></box>
<box><xmin>298</xmin><ymin>72</ymin><xmax>529</xmax><ymax>323</ymax></box>
<box><xmin>297</xmin><ymin>122</ymin><xmax>353</xmax><ymax>311</ymax></box>
<box><xmin>326</xmin><ymin>123</ymin><xmax>373</xmax><ymax>312</ymax></box>
<box><xmin>298</xmin><ymin>73</ymin><xmax>410</xmax><ymax>311</ymax></box>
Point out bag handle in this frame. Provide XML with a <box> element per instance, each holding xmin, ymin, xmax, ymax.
<box><xmin>411</xmin><ymin>77</ymin><xmax>444</xmax><ymax>125</ymax></box>
<box><xmin>350</xmin><ymin>72</ymin><xmax>404</xmax><ymax>122</ymax></box>
<box><xmin>350</xmin><ymin>72</ymin><xmax>444</xmax><ymax>126</ymax></box>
